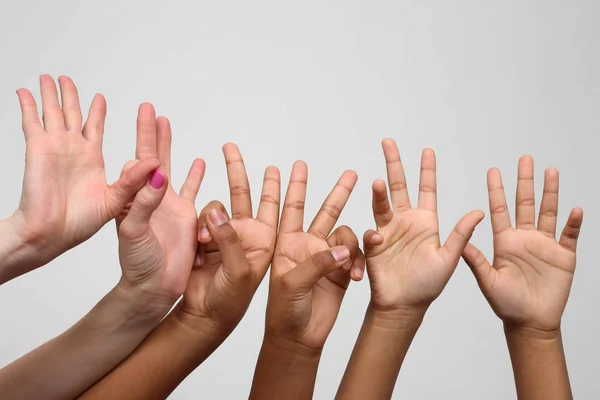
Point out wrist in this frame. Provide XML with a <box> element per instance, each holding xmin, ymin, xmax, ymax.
<box><xmin>0</xmin><ymin>215</ymin><xmax>43</xmax><ymax>284</ymax></box>
<box><xmin>262</xmin><ymin>333</ymin><xmax>323</xmax><ymax>361</ymax></box>
<box><xmin>504</xmin><ymin>323</ymin><xmax>562</xmax><ymax>342</ymax></box>
<box><xmin>366</xmin><ymin>303</ymin><xmax>426</xmax><ymax>332</ymax></box>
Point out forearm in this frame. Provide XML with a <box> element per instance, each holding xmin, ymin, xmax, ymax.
<box><xmin>505</xmin><ymin>325</ymin><xmax>572</xmax><ymax>400</ymax></box>
<box><xmin>249</xmin><ymin>336</ymin><xmax>322</xmax><ymax>400</ymax></box>
<box><xmin>0</xmin><ymin>283</ymin><xmax>167</xmax><ymax>399</ymax></box>
<box><xmin>336</xmin><ymin>305</ymin><xmax>424</xmax><ymax>400</ymax></box>
<box><xmin>79</xmin><ymin>304</ymin><xmax>225</xmax><ymax>400</ymax></box>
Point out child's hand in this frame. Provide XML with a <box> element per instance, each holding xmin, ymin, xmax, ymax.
<box><xmin>462</xmin><ymin>156</ymin><xmax>583</xmax><ymax>332</ymax></box>
<box><xmin>177</xmin><ymin>144</ymin><xmax>280</xmax><ymax>334</ymax></box>
<box><xmin>364</xmin><ymin>139</ymin><xmax>484</xmax><ymax>315</ymax></box>
<box><xmin>117</xmin><ymin>104</ymin><xmax>205</xmax><ymax>304</ymax></box>
<box><xmin>266</xmin><ymin>162</ymin><xmax>362</xmax><ymax>350</ymax></box>
<box><xmin>8</xmin><ymin>76</ymin><xmax>159</xmax><ymax>272</ymax></box>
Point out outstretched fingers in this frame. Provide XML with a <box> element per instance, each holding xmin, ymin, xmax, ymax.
<box><xmin>462</xmin><ymin>243</ymin><xmax>495</xmax><ymax>290</ymax></box>
<box><xmin>559</xmin><ymin>207</ymin><xmax>584</xmax><ymax>253</ymax></box>
<box><xmin>382</xmin><ymin>138</ymin><xmax>411</xmax><ymax>211</ymax></box>
<box><xmin>515</xmin><ymin>155</ymin><xmax>536</xmax><ymax>230</ymax></box>
<box><xmin>417</xmin><ymin>148</ymin><xmax>437</xmax><ymax>212</ymax></box>
<box><xmin>16</xmin><ymin>89</ymin><xmax>43</xmax><ymax>138</ymax></box>
<box><xmin>280</xmin><ymin>161</ymin><xmax>308</xmax><ymax>233</ymax></box>
<box><xmin>39</xmin><ymin>74</ymin><xmax>65</xmax><ymax>133</ymax></box>
<box><xmin>180</xmin><ymin>159</ymin><xmax>206</xmax><ymax>202</ymax></box>
<box><xmin>538</xmin><ymin>168</ymin><xmax>560</xmax><ymax>238</ymax></box>
<box><xmin>57</xmin><ymin>76</ymin><xmax>83</xmax><ymax>132</ymax></box>
<box><xmin>308</xmin><ymin>170</ymin><xmax>357</xmax><ymax>239</ymax></box>
<box><xmin>487</xmin><ymin>168</ymin><xmax>512</xmax><ymax>235</ymax></box>
<box><xmin>441</xmin><ymin>210</ymin><xmax>485</xmax><ymax>267</ymax></box>
<box><xmin>223</xmin><ymin>143</ymin><xmax>253</xmax><ymax>219</ymax></box>
<box><xmin>257</xmin><ymin>166</ymin><xmax>281</xmax><ymax>230</ymax></box>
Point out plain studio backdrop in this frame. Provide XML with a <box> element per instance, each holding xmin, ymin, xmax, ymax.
<box><xmin>0</xmin><ymin>1</ymin><xmax>598</xmax><ymax>399</ymax></box>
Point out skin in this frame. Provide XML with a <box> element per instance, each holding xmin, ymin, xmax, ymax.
<box><xmin>250</xmin><ymin>161</ymin><xmax>364</xmax><ymax>400</ymax></box>
<box><xmin>80</xmin><ymin>144</ymin><xmax>281</xmax><ymax>400</ymax></box>
<box><xmin>337</xmin><ymin>139</ymin><xmax>484</xmax><ymax>399</ymax></box>
<box><xmin>0</xmin><ymin>81</ymin><xmax>205</xmax><ymax>399</ymax></box>
<box><xmin>0</xmin><ymin>75</ymin><xmax>159</xmax><ymax>284</ymax></box>
<box><xmin>461</xmin><ymin>156</ymin><xmax>583</xmax><ymax>400</ymax></box>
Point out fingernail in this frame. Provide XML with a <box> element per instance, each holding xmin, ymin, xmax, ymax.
<box><xmin>331</xmin><ymin>246</ymin><xmax>350</xmax><ymax>262</ymax></box>
<box><xmin>199</xmin><ymin>225</ymin><xmax>210</xmax><ymax>241</ymax></box>
<box><xmin>194</xmin><ymin>252</ymin><xmax>204</xmax><ymax>266</ymax></box>
<box><xmin>354</xmin><ymin>268</ymin><xmax>364</xmax><ymax>280</ymax></box>
<box><xmin>149</xmin><ymin>170</ymin><xmax>165</xmax><ymax>189</ymax></box>
<box><xmin>209</xmin><ymin>209</ymin><xmax>227</xmax><ymax>226</ymax></box>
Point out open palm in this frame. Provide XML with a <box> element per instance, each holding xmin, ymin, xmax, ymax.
<box><xmin>463</xmin><ymin>156</ymin><xmax>583</xmax><ymax>331</ymax></box>
<box><xmin>13</xmin><ymin>76</ymin><xmax>158</xmax><ymax>269</ymax></box>
<box><xmin>364</xmin><ymin>139</ymin><xmax>484</xmax><ymax>311</ymax></box>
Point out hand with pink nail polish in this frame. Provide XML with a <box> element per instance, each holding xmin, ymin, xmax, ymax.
<box><xmin>0</xmin><ymin>75</ymin><xmax>160</xmax><ymax>284</ymax></box>
<box><xmin>249</xmin><ymin>162</ymin><xmax>363</xmax><ymax>400</ymax></box>
<box><xmin>116</xmin><ymin>103</ymin><xmax>205</xmax><ymax>302</ymax></box>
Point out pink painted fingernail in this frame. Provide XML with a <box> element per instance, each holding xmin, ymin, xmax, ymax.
<box><xmin>209</xmin><ymin>209</ymin><xmax>227</xmax><ymax>226</ymax></box>
<box><xmin>149</xmin><ymin>171</ymin><xmax>165</xmax><ymax>189</ymax></box>
<box><xmin>331</xmin><ymin>246</ymin><xmax>350</xmax><ymax>262</ymax></box>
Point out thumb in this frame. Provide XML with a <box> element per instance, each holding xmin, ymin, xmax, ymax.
<box><xmin>462</xmin><ymin>243</ymin><xmax>495</xmax><ymax>289</ymax></box>
<box><xmin>107</xmin><ymin>158</ymin><xmax>161</xmax><ymax>218</ymax></box>
<box><xmin>206</xmin><ymin>209</ymin><xmax>251</xmax><ymax>280</ymax></box>
<box><xmin>118</xmin><ymin>170</ymin><xmax>168</xmax><ymax>240</ymax></box>
<box><xmin>282</xmin><ymin>246</ymin><xmax>351</xmax><ymax>292</ymax></box>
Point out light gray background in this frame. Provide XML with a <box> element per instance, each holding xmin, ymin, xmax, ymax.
<box><xmin>0</xmin><ymin>1</ymin><xmax>598</xmax><ymax>399</ymax></box>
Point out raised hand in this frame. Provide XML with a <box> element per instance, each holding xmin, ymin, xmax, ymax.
<box><xmin>266</xmin><ymin>161</ymin><xmax>362</xmax><ymax>350</ymax></box>
<box><xmin>1</xmin><ymin>76</ymin><xmax>158</xmax><ymax>283</ymax></box>
<box><xmin>462</xmin><ymin>156</ymin><xmax>583</xmax><ymax>332</ymax></box>
<box><xmin>364</xmin><ymin>139</ymin><xmax>484</xmax><ymax>313</ymax></box>
<box><xmin>177</xmin><ymin>143</ymin><xmax>280</xmax><ymax>333</ymax></box>
<box><xmin>117</xmin><ymin>103</ymin><xmax>205</xmax><ymax>301</ymax></box>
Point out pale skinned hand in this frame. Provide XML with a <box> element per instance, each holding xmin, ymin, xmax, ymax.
<box><xmin>462</xmin><ymin>156</ymin><xmax>583</xmax><ymax>332</ymax></box>
<box><xmin>116</xmin><ymin>103</ymin><xmax>205</xmax><ymax>301</ymax></box>
<box><xmin>363</xmin><ymin>139</ymin><xmax>484</xmax><ymax>314</ymax></box>
<box><xmin>266</xmin><ymin>162</ymin><xmax>363</xmax><ymax>350</ymax></box>
<box><xmin>4</xmin><ymin>75</ymin><xmax>159</xmax><ymax>279</ymax></box>
<box><xmin>178</xmin><ymin>143</ymin><xmax>280</xmax><ymax>333</ymax></box>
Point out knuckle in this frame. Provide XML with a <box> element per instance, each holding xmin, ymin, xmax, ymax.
<box><xmin>517</xmin><ymin>197</ymin><xmax>535</xmax><ymax>206</ymax></box>
<box><xmin>320</xmin><ymin>203</ymin><xmax>341</xmax><ymax>219</ymax></box>
<box><xmin>230</xmin><ymin>185</ymin><xmax>250</xmax><ymax>197</ymax></box>
<box><xmin>284</xmin><ymin>201</ymin><xmax>305</xmax><ymax>210</ymax></box>
<box><xmin>260</xmin><ymin>194</ymin><xmax>279</xmax><ymax>205</ymax></box>
<box><xmin>388</xmin><ymin>180</ymin><xmax>407</xmax><ymax>191</ymax></box>
<box><xmin>491</xmin><ymin>204</ymin><xmax>508</xmax><ymax>214</ymax></box>
<box><xmin>419</xmin><ymin>184</ymin><xmax>436</xmax><ymax>193</ymax></box>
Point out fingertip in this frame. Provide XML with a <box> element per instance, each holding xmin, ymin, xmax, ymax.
<box><xmin>422</xmin><ymin>148</ymin><xmax>435</xmax><ymax>157</ymax></box>
<box><xmin>545</xmin><ymin>167</ymin><xmax>559</xmax><ymax>178</ymax></box>
<box><xmin>372</xmin><ymin>179</ymin><xmax>386</xmax><ymax>192</ymax></box>
<box><xmin>156</xmin><ymin>116</ymin><xmax>171</xmax><ymax>126</ymax></box>
<box><xmin>381</xmin><ymin>138</ymin><xmax>396</xmax><ymax>148</ymax></box>
<box><xmin>344</xmin><ymin>170</ymin><xmax>358</xmax><ymax>182</ymax></box>
<box><xmin>208</xmin><ymin>209</ymin><xmax>228</xmax><ymax>227</ymax></box>
<box><xmin>519</xmin><ymin>154</ymin><xmax>534</xmax><ymax>164</ymax></box>
<box><xmin>371</xmin><ymin>233</ymin><xmax>384</xmax><ymax>245</ymax></box>
<box><xmin>293</xmin><ymin>160</ymin><xmax>308</xmax><ymax>171</ymax></box>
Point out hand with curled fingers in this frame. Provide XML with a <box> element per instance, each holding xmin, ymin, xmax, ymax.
<box><xmin>176</xmin><ymin>143</ymin><xmax>281</xmax><ymax>335</ymax></box>
<box><xmin>250</xmin><ymin>162</ymin><xmax>362</xmax><ymax>400</ymax></box>
<box><xmin>462</xmin><ymin>156</ymin><xmax>583</xmax><ymax>333</ymax></box>
<box><xmin>0</xmin><ymin>76</ymin><xmax>159</xmax><ymax>284</ymax></box>
<box><xmin>116</xmin><ymin>103</ymin><xmax>205</xmax><ymax>306</ymax></box>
